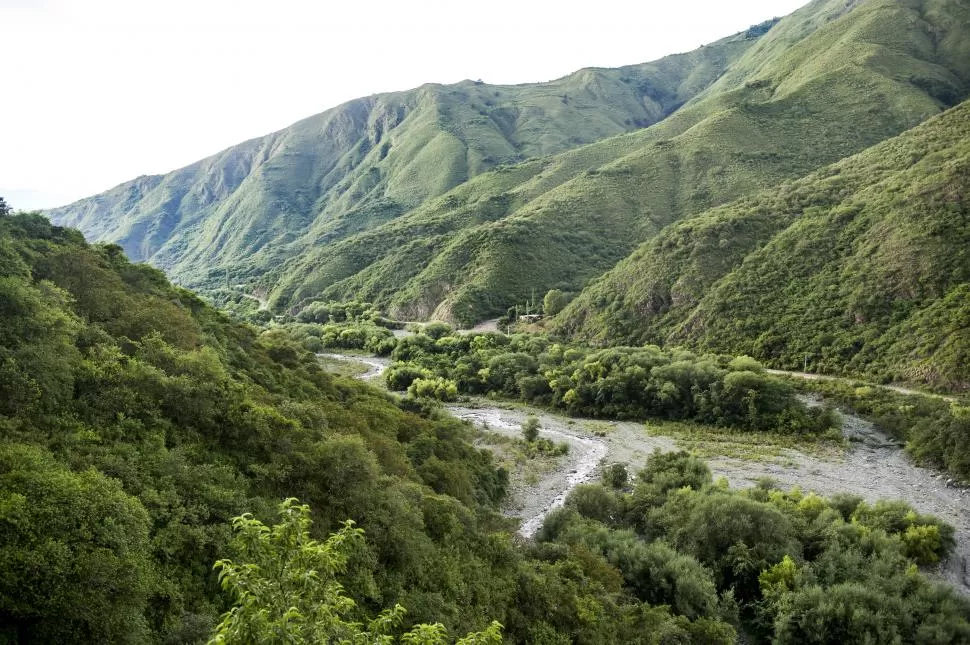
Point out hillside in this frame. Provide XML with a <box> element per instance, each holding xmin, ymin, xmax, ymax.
<box><xmin>45</xmin><ymin>31</ymin><xmax>756</xmax><ymax>288</ymax></box>
<box><xmin>4</xmin><ymin>210</ymin><xmax>970</xmax><ymax>643</ymax></box>
<box><xmin>263</xmin><ymin>0</ymin><xmax>970</xmax><ymax>324</ymax></box>
<box><xmin>555</xmin><ymin>99</ymin><xmax>970</xmax><ymax>391</ymax></box>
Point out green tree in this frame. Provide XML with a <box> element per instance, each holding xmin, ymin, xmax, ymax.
<box><xmin>603</xmin><ymin>463</ymin><xmax>628</xmax><ymax>489</ymax></box>
<box><xmin>542</xmin><ymin>290</ymin><xmax>569</xmax><ymax>316</ymax></box>
<box><xmin>209</xmin><ymin>499</ymin><xmax>502</xmax><ymax>644</ymax></box>
<box><xmin>0</xmin><ymin>444</ymin><xmax>153</xmax><ymax>644</ymax></box>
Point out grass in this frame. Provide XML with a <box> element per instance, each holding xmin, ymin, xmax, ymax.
<box><xmin>316</xmin><ymin>355</ymin><xmax>371</xmax><ymax>379</ymax></box>
<box><xmin>645</xmin><ymin>419</ymin><xmax>846</xmax><ymax>462</ymax></box>
<box><xmin>473</xmin><ymin>428</ymin><xmax>568</xmax><ymax>504</ymax></box>
<box><xmin>583</xmin><ymin>420</ymin><xmax>614</xmax><ymax>437</ymax></box>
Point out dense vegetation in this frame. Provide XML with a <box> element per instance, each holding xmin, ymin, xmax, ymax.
<box><xmin>0</xmin><ymin>212</ymin><xmax>519</xmax><ymax>642</ymax></box>
<box><xmin>556</xmin><ymin>98</ymin><xmax>970</xmax><ymax>392</ymax></box>
<box><xmin>541</xmin><ymin>450</ymin><xmax>970</xmax><ymax>643</ymax></box>
<box><xmin>300</xmin><ymin>315</ymin><xmax>970</xmax><ymax>484</ymax></box>
<box><xmin>261</xmin><ymin>0</ymin><xmax>970</xmax><ymax>324</ymax></box>
<box><xmin>2</xmin><ymin>211</ymin><xmax>968</xmax><ymax>643</ymax></box>
<box><xmin>379</xmin><ymin>326</ymin><xmax>838</xmax><ymax>435</ymax></box>
<box><xmin>48</xmin><ymin>0</ymin><xmax>970</xmax><ymax>330</ymax></box>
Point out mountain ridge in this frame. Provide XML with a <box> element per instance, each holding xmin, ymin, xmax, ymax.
<box><xmin>45</xmin><ymin>0</ymin><xmax>970</xmax><ymax>354</ymax></box>
<box><xmin>47</xmin><ymin>27</ymin><xmax>760</xmax><ymax>284</ymax></box>
<box><xmin>263</xmin><ymin>0</ymin><xmax>970</xmax><ymax>324</ymax></box>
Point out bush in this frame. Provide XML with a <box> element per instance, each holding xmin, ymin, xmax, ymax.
<box><xmin>603</xmin><ymin>463</ymin><xmax>629</xmax><ymax>489</ymax></box>
<box><xmin>408</xmin><ymin>377</ymin><xmax>459</xmax><ymax>401</ymax></box>
<box><xmin>385</xmin><ymin>363</ymin><xmax>430</xmax><ymax>390</ymax></box>
<box><xmin>522</xmin><ymin>416</ymin><xmax>540</xmax><ymax>442</ymax></box>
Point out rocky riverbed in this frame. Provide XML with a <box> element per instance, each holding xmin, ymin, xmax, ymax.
<box><xmin>321</xmin><ymin>352</ymin><xmax>970</xmax><ymax>594</ymax></box>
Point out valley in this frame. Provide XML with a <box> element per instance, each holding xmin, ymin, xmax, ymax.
<box><xmin>323</xmin><ymin>352</ymin><xmax>970</xmax><ymax>595</ymax></box>
<box><xmin>7</xmin><ymin>0</ymin><xmax>970</xmax><ymax>641</ymax></box>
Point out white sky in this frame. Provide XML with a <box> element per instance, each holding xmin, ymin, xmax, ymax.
<box><xmin>1</xmin><ymin>0</ymin><xmax>807</xmax><ymax>210</ymax></box>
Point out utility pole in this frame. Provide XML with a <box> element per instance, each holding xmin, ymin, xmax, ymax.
<box><xmin>804</xmin><ymin>353</ymin><xmax>809</xmax><ymax>373</ymax></box>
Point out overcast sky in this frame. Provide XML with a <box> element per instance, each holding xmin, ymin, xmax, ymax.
<box><xmin>1</xmin><ymin>0</ymin><xmax>808</xmax><ymax>210</ymax></box>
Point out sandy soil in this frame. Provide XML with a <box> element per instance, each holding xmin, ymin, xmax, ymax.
<box><xmin>317</xmin><ymin>353</ymin><xmax>389</xmax><ymax>380</ymax></box>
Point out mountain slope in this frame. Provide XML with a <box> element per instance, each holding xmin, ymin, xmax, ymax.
<box><xmin>266</xmin><ymin>0</ymin><xmax>970</xmax><ymax>324</ymax></box>
<box><xmin>555</xmin><ymin>99</ymin><xmax>970</xmax><ymax>391</ymax></box>
<box><xmin>46</xmin><ymin>31</ymin><xmax>757</xmax><ymax>286</ymax></box>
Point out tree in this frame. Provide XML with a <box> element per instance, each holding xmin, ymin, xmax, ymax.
<box><xmin>0</xmin><ymin>444</ymin><xmax>153</xmax><ymax>643</ymax></box>
<box><xmin>603</xmin><ymin>463</ymin><xmax>628</xmax><ymax>489</ymax></box>
<box><xmin>0</xmin><ymin>197</ymin><xmax>10</xmax><ymax>216</ymax></box>
<box><xmin>209</xmin><ymin>498</ymin><xmax>502</xmax><ymax>644</ymax></box>
<box><xmin>542</xmin><ymin>289</ymin><xmax>569</xmax><ymax>316</ymax></box>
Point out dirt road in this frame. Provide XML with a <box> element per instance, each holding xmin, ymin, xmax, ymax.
<box><xmin>765</xmin><ymin>369</ymin><xmax>961</xmax><ymax>403</ymax></box>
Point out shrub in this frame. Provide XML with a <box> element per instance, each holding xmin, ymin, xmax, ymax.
<box><xmin>408</xmin><ymin>377</ymin><xmax>459</xmax><ymax>402</ymax></box>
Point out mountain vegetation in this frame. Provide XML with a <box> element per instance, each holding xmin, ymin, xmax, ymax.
<box><xmin>555</xmin><ymin>97</ymin><xmax>970</xmax><ymax>392</ymax></box>
<box><xmin>45</xmin><ymin>28</ymin><xmax>756</xmax><ymax>289</ymax></box>
<box><xmin>49</xmin><ymin>0</ymin><xmax>970</xmax><ymax>337</ymax></box>
<box><xmin>257</xmin><ymin>0</ymin><xmax>970</xmax><ymax>325</ymax></box>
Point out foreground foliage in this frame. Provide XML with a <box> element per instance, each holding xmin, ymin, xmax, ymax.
<box><xmin>541</xmin><ymin>451</ymin><xmax>970</xmax><ymax>644</ymax></box>
<box><xmin>210</xmin><ymin>499</ymin><xmax>502</xmax><ymax>645</ymax></box>
<box><xmin>0</xmin><ymin>213</ymin><xmax>513</xmax><ymax>641</ymax></box>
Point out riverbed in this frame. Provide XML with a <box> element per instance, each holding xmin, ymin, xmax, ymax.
<box><xmin>320</xmin><ymin>352</ymin><xmax>970</xmax><ymax>594</ymax></box>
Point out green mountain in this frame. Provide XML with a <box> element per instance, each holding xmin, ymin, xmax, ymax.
<box><xmin>45</xmin><ymin>30</ymin><xmax>756</xmax><ymax>286</ymax></box>
<box><xmin>261</xmin><ymin>0</ymin><xmax>970</xmax><ymax>324</ymax></box>
<box><xmin>45</xmin><ymin>0</ymin><xmax>970</xmax><ymax>341</ymax></box>
<box><xmin>555</xmin><ymin>99</ymin><xmax>970</xmax><ymax>392</ymax></box>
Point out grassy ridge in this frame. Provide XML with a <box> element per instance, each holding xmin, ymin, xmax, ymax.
<box><xmin>46</xmin><ymin>32</ymin><xmax>756</xmax><ymax>291</ymax></box>
<box><xmin>556</xmin><ymin>98</ymin><xmax>970</xmax><ymax>391</ymax></box>
<box><xmin>268</xmin><ymin>0</ymin><xmax>970</xmax><ymax>324</ymax></box>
